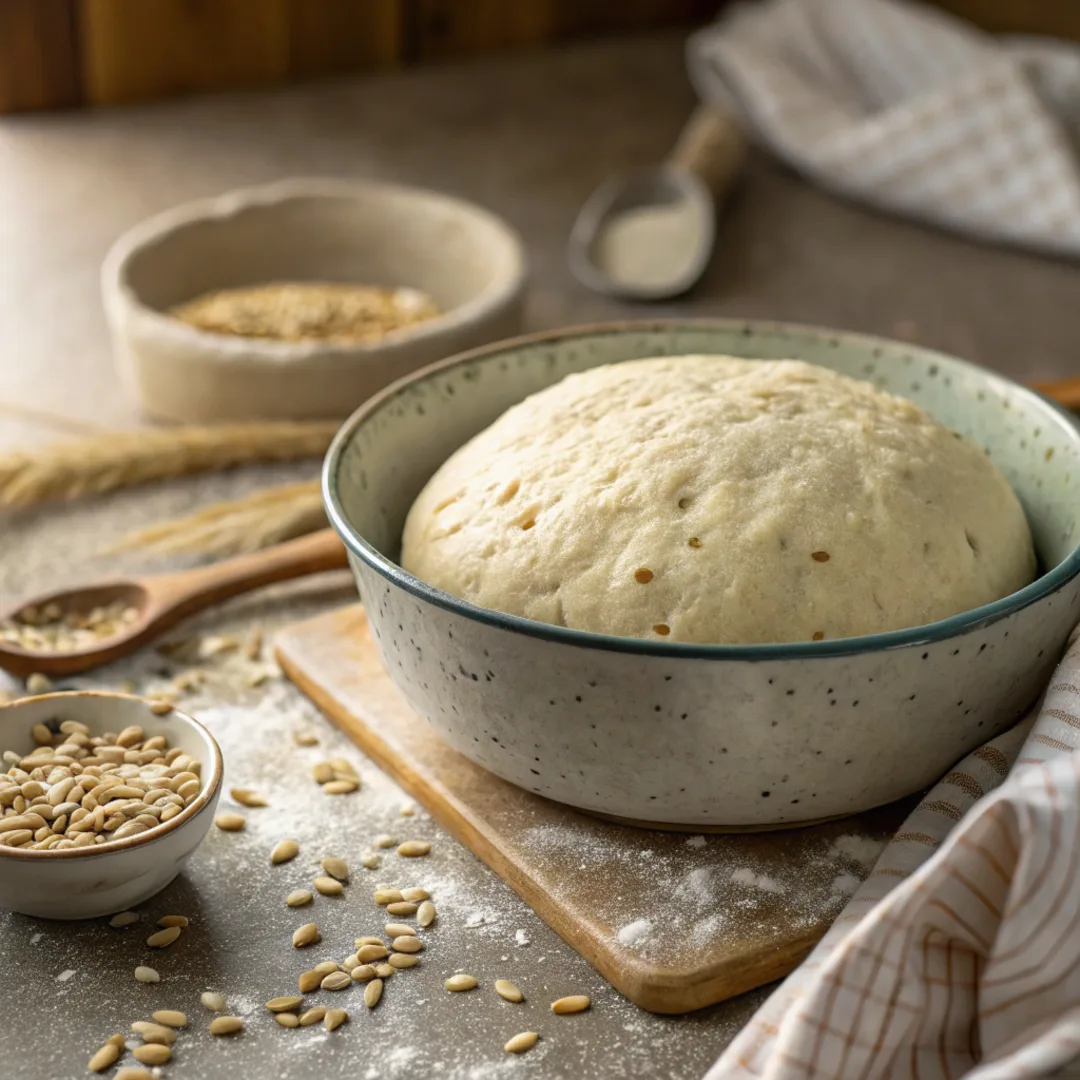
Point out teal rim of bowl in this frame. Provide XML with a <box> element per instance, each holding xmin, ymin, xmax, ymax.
<box><xmin>324</xmin><ymin>318</ymin><xmax>1080</xmax><ymax>661</ymax></box>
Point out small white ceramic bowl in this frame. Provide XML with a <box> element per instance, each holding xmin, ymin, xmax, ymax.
<box><xmin>102</xmin><ymin>177</ymin><xmax>528</xmax><ymax>423</ymax></box>
<box><xmin>0</xmin><ymin>692</ymin><xmax>222</xmax><ymax>920</ymax></box>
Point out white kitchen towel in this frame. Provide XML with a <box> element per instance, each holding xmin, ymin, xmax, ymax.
<box><xmin>705</xmin><ymin>629</ymin><xmax>1080</xmax><ymax>1079</ymax></box>
<box><xmin>688</xmin><ymin>0</ymin><xmax>1080</xmax><ymax>257</ymax></box>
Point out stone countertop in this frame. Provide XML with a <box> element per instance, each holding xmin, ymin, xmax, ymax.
<box><xmin>2</xmin><ymin>29</ymin><xmax>1080</xmax><ymax>1080</ymax></box>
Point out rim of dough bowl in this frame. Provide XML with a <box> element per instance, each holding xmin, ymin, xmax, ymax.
<box><xmin>324</xmin><ymin>318</ymin><xmax>1080</xmax><ymax>660</ymax></box>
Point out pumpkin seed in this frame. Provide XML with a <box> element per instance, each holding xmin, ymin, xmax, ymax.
<box><xmin>133</xmin><ymin>965</ymin><xmax>160</xmax><ymax>983</ymax></box>
<box><xmin>445</xmin><ymin>974</ymin><xmax>478</xmax><ymax>992</ymax></box>
<box><xmin>356</xmin><ymin>944</ymin><xmax>388</xmax><ymax>963</ymax></box>
<box><xmin>292</xmin><ymin>923</ymin><xmax>320</xmax><ymax>948</ymax></box>
<box><xmin>156</xmin><ymin>915</ymin><xmax>188</xmax><ymax>928</ymax></box>
<box><xmin>392</xmin><ymin>936</ymin><xmax>422</xmax><ymax>954</ymax></box>
<box><xmin>313</xmin><ymin>961</ymin><xmax>339</xmax><ymax>976</ymax></box>
<box><xmin>88</xmin><ymin>1043</ymin><xmax>120</xmax><ymax>1072</ymax></box>
<box><xmin>321</xmin><ymin>971</ymin><xmax>352</xmax><ymax>991</ymax></box>
<box><xmin>388</xmin><ymin>953</ymin><xmax>419</xmax><ymax>969</ymax></box>
<box><xmin>417</xmin><ymin>900</ymin><xmax>436</xmax><ymax>927</ymax></box>
<box><xmin>361</xmin><ymin>854</ymin><xmax>380</xmax><ymax>869</ymax></box>
<box><xmin>130</xmin><ymin>1022</ymin><xmax>174</xmax><ymax>1045</ymax></box>
<box><xmin>209</xmin><ymin>1015</ymin><xmax>244</xmax><ymax>1035</ymax></box>
<box><xmin>299</xmin><ymin>1006</ymin><xmax>327</xmax><ymax>1026</ymax></box>
<box><xmin>402</xmin><ymin>887</ymin><xmax>430</xmax><ymax>901</ymax></box>
<box><xmin>214</xmin><ymin>811</ymin><xmax>245</xmax><ymax>832</ymax></box>
<box><xmin>374</xmin><ymin>889</ymin><xmax>403</xmax><ymax>905</ymax></box>
<box><xmin>151</xmin><ymin>1010</ymin><xmax>187</xmax><ymax>1028</ymax></box>
<box><xmin>274</xmin><ymin>1012</ymin><xmax>300</xmax><ymax>1028</ymax></box>
<box><xmin>293</xmin><ymin>730</ymin><xmax>319</xmax><ymax>747</ymax></box>
<box><xmin>363</xmin><ymin>978</ymin><xmax>383</xmax><ymax>1008</ymax></box>
<box><xmin>375</xmin><ymin>963</ymin><xmax>394</xmax><ymax>978</ymax></box>
<box><xmin>287</xmin><ymin>890</ymin><xmax>313</xmax><ymax>908</ymax></box>
<box><xmin>266</xmin><ymin>996</ymin><xmax>304</xmax><ymax>1012</ymax></box>
<box><xmin>298</xmin><ymin>969</ymin><xmax>322</xmax><ymax>993</ymax></box>
<box><xmin>495</xmin><ymin>980</ymin><xmax>524</xmax><ymax>1003</ymax></box>
<box><xmin>374</xmin><ymin>834</ymin><xmax>396</xmax><ymax>849</ymax></box>
<box><xmin>146</xmin><ymin>926</ymin><xmax>181</xmax><ymax>948</ymax></box>
<box><xmin>396</xmin><ymin>840</ymin><xmax>430</xmax><ymax>857</ymax></box>
<box><xmin>324</xmin><ymin>1008</ymin><xmax>348</xmax><ymax>1032</ymax></box>
<box><xmin>132</xmin><ymin>1044</ymin><xmax>171</xmax><ymax>1065</ymax></box>
<box><xmin>230</xmin><ymin>788</ymin><xmax>267</xmax><ymax>807</ymax></box>
<box><xmin>200</xmin><ymin>992</ymin><xmax>226</xmax><ymax>1012</ymax></box>
<box><xmin>386</xmin><ymin>901</ymin><xmax>419</xmax><ymax>916</ymax></box>
<box><xmin>313</xmin><ymin>876</ymin><xmax>344</xmax><ymax>896</ymax></box>
<box><xmin>505</xmin><ymin>1031</ymin><xmax>539</xmax><ymax>1054</ymax></box>
<box><xmin>355</xmin><ymin>936</ymin><xmax>384</xmax><ymax>947</ymax></box>
<box><xmin>312</xmin><ymin>762</ymin><xmax>335</xmax><ymax>784</ymax></box>
<box><xmin>551</xmin><ymin>994</ymin><xmax>591</xmax><ymax>1014</ymax></box>
<box><xmin>322</xmin><ymin>779</ymin><xmax>358</xmax><ymax>795</ymax></box>
<box><xmin>350</xmin><ymin>964</ymin><xmax>377</xmax><ymax>982</ymax></box>
<box><xmin>116</xmin><ymin>1068</ymin><xmax>153</xmax><ymax>1080</ymax></box>
<box><xmin>271</xmin><ymin>839</ymin><xmax>299</xmax><ymax>864</ymax></box>
<box><xmin>321</xmin><ymin>856</ymin><xmax>349</xmax><ymax>881</ymax></box>
<box><xmin>384</xmin><ymin>923</ymin><xmax>416</xmax><ymax>938</ymax></box>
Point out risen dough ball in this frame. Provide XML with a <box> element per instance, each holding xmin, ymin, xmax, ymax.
<box><xmin>401</xmin><ymin>356</ymin><xmax>1036</xmax><ymax>644</ymax></box>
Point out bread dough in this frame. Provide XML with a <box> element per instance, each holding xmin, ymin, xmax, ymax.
<box><xmin>401</xmin><ymin>356</ymin><xmax>1036</xmax><ymax>644</ymax></box>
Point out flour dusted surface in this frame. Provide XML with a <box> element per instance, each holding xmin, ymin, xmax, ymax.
<box><xmin>402</xmin><ymin>356</ymin><xmax>1035</xmax><ymax>644</ymax></box>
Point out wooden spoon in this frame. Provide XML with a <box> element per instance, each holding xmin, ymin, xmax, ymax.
<box><xmin>0</xmin><ymin>528</ymin><xmax>347</xmax><ymax>679</ymax></box>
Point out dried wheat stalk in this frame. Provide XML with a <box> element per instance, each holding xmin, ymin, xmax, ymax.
<box><xmin>110</xmin><ymin>481</ymin><xmax>325</xmax><ymax>558</ymax></box>
<box><xmin>0</xmin><ymin>422</ymin><xmax>338</xmax><ymax>508</ymax></box>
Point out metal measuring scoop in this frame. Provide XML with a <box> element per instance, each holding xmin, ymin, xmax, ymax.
<box><xmin>568</xmin><ymin>106</ymin><xmax>747</xmax><ymax>302</ymax></box>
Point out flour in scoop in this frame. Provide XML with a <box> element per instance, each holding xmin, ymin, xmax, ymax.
<box><xmin>594</xmin><ymin>199</ymin><xmax>704</xmax><ymax>291</ymax></box>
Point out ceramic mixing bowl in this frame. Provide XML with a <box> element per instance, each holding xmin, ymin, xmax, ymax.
<box><xmin>0</xmin><ymin>692</ymin><xmax>222</xmax><ymax>918</ymax></box>
<box><xmin>324</xmin><ymin>320</ymin><xmax>1080</xmax><ymax>828</ymax></box>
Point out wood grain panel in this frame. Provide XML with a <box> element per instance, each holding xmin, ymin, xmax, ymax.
<box><xmin>0</xmin><ymin>0</ymin><xmax>81</xmax><ymax>113</ymax></box>
<box><xmin>285</xmin><ymin>0</ymin><xmax>401</xmax><ymax>78</ymax></box>
<box><xmin>927</xmin><ymin>0</ymin><xmax>1080</xmax><ymax>39</ymax></box>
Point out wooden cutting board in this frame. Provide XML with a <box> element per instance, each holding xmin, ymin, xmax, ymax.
<box><xmin>275</xmin><ymin>605</ymin><xmax>908</xmax><ymax>1014</ymax></box>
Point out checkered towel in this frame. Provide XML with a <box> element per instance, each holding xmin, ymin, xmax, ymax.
<box><xmin>688</xmin><ymin>0</ymin><xmax>1080</xmax><ymax>256</ymax></box>
<box><xmin>705</xmin><ymin>628</ymin><xmax>1080</xmax><ymax>1080</ymax></box>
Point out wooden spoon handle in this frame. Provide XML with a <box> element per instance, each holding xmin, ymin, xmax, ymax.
<box><xmin>142</xmin><ymin>528</ymin><xmax>348</xmax><ymax>626</ymax></box>
<box><xmin>1033</xmin><ymin>377</ymin><xmax>1080</xmax><ymax>412</ymax></box>
<box><xmin>668</xmin><ymin>105</ymin><xmax>747</xmax><ymax>202</ymax></box>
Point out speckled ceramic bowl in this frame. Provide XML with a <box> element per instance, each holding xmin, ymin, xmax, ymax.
<box><xmin>324</xmin><ymin>320</ymin><xmax>1080</xmax><ymax>828</ymax></box>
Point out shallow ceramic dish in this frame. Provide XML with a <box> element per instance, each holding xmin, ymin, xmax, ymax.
<box><xmin>0</xmin><ymin>692</ymin><xmax>222</xmax><ymax>919</ymax></box>
<box><xmin>102</xmin><ymin>177</ymin><xmax>527</xmax><ymax>423</ymax></box>
<box><xmin>324</xmin><ymin>320</ymin><xmax>1080</xmax><ymax>828</ymax></box>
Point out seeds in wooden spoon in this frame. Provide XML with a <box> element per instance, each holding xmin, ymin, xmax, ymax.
<box><xmin>551</xmin><ymin>994</ymin><xmax>591</xmax><ymax>1014</ymax></box>
<box><xmin>495</xmin><ymin>979</ymin><xmax>524</xmax><ymax>1003</ymax></box>
<box><xmin>356</xmin><ymin>944</ymin><xmax>388</xmax><ymax>963</ymax></box>
<box><xmin>402</xmin><ymin>887</ymin><xmax>430</xmax><ymax>902</ymax></box>
<box><xmin>445</xmin><ymin>974</ymin><xmax>478</xmax><ymax>992</ymax></box>
<box><xmin>321</xmin><ymin>971</ymin><xmax>352</xmax><ymax>991</ymax></box>
<box><xmin>350</xmin><ymin>964</ymin><xmax>377</xmax><ymax>982</ymax></box>
<box><xmin>363</xmin><ymin>979</ymin><xmax>384</xmax><ymax>1008</ymax></box>
<box><xmin>146</xmin><ymin>926</ymin><xmax>181</xmax><ymax>948</ymax></box>
<box><xmin>505</xmin><ymin>1031</ymin><xmax>539</xmax><ymax>1054</ymax></box>
<box><xmin>157</xmin><ymin>915</ymin><xmax>188</xmax><ymax>928</ymax></box>
<box><xmin>109</xmin><ymin>911</ymin><xmax>140</xmax><ymax>928</ymax></box>
<box><xmin>417</xmin><ymin>900</ymin><xmax>436</xmax><ymax>927</ymax></box>
<box><xmin>133</xmin><ymin>966</ymin><xmax>160</xmax><ymax>983</ymax></box>
<box><xmin>385</xmin><ymin>923</ymin><xmax>416</xmax><ymax>938</ymax></box>
<box><xmin>209</xmin><ymin>1016</ymin><xmax>244</xmax><ymax>1035</ymax></box>
<box><xmin>132</xmin><ymin>1044</ymin><xmax>171</xmax><ymax>1065</ymax></box>
<box><xmin>230</xmin><ymin>787</ymin><xmax>267</xmax><ymax>807</ymax></box>
<box><xmin>131</xmin><ymin>1022</ymin><xmax>174</xmax><ymax>1045</ymax></box>
<box><xmin>151</xmin><ymin>1009</ymin><xmax>188</xmax><ymax>1028</ymax></box>
<box><xmin>275</xmin><ymin>1012</ymin><xmax>300</xmax><ymax>1028</ymax></box>
<box><xmin>286</xmin><ymin>890</ymin><xmax>313</xmax><ymax>908</ymax></box>
<box><xmin>266</xmin><ymin>996</ymin><xmax>304</xmax><ymax>1012</ymax></box>
<box><xmin>88</xmin><ymin>1043</ymin><xmax>120</xmax><ymax>1072</ymax></box>
<box><xmin>200</xmin><ymin>992</ymin><xmax>226</xmax><ymax>1012</ymax></box>
<box><xmin>386</xmin><ymin>901</ymin><xmax>419</xmax><ymax>916</ymax></box>
<box><xmin>299</xmin><ymin>1006</ymin><xmax>327</xmax><ymax>1026</ymax></box>
<box><xmin>313</xmin><ymin>876</ymin><xmax>344</xmax><ymax>896</ymax></box>
<box><xmin>214</xmin><ymin>811</ymin><xmax>245</xmax><ymax>832</ymax></box>
<box><xmin>324</xmin><ymin>1008</ymin><xmax>348</xmax><ymax>1031</ymax></box>
<box><xmin>392</xmin><ymin>936</ymin><xmax>422</xmax><ymax>954</ymax></box>
<box><xmin>322</xmin><ymin>778</ymin><xmax>358</xmax><ymax>795</ymax></box>
<box><xmin>271</xmin><ymin>838</ymin><xmax>299</xmax><ymax>864</ymax></box>
<box><xmin>292</xmin><ymin>923</ymin><xmax>320</xmax><ymax>948</ymax></box>
<box><xmin>321</xmin><ymin>856</ymin><xmax>349</xmax><ymax>881</ymax></box>
<box><xmin>396</xmin><ymin>840</ymin><xmax>430</xmax><ymax>857</ymax></box>
<box><xmin>388</xmin><ymin>953</ymin><xmax>419</xmax><ymax>969</ymax></box>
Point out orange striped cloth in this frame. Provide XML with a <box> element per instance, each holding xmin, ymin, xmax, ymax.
<box><xmin>707</xmin><ymin>632</ymin><xmax>1080</xmax><ymax>1079</ymax></box>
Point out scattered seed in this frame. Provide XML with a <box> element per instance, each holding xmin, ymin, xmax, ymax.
<box><xmin>286</xmin><ymin>890</ymin><xmax>313</xmax><ymax>908</ymax></box>
<box><xmin>293</xmin><ymin>730</ymin><xmax>319</xmax><ymax>747</ymax></box>
<box><xmin>393</xmin><ymin>936</ymin><xmax>422</xmax><ymax>954</ymax></box>
<box><xmin>495</xmin><ymin>979</ymin><xmax>524</xmax><ymax>1003</ymax></box>
<box><xmin>151</xmin><ymin>1010</ymin><xmax>188</xmax><ymax>1028</ymax></box>
<box><xmin>133</xmin><ymin>966</ymin><xmax>160</xmax><ymax>983</ymax></box>
<box><xmin>505</xmin><ymin>1031</ymin><xmax>539</xmax><ymax>1054</ymax></box>
<box><xmin>355</xmin><ymin>936</ymin><xmax>385</xmax><ymax>947</ymax></box>
<box><xmin>363</xmin><ymin>979</ymin><xmax>384</xmax><ymax>1009</ymax></box>
<box><xmin>107</xmin><ymin>1034</ymin><xmax>126</xmax><ymax>1050</ymax></box>
<box><xmin>402</xmin><ymin>887</ymin><xmax>430</xmax><ymax>901</ymax></box>
<box><xmin>109</xmin><ymin>910</ymin><xmax>139</xmax><ymax>928</ymax></box>
<box><xmin>324</xmin><ymin>1008</ymin><xmax>348</xmax><ymax>1032</ymax></box>
<box><xmin>266</xmin><ymin>996</ymin><xmax>304</xmax><ymax>1012</ymax></box>
<box><xmin>292</xmin><ymin>923</ymin><xmax>320</xmax><ymax>948</ymax></box>
<box><xmin>312</xmin><ymin>762</ymin><xmax>335</xmax><ymax>784</ymax></box>
<box><xmin>156</xmin><ymin>915</ymin><xmax>188</xmax><ymax>928</ymax></box>
<box><xmin>388</xmin><ymin>953</ymin><xmax>419</xmax><ymax>969</ymax></box>
<box><xmin>314</xmin><ymin>876</ymin><xmax>344</xmax><ymax>896</ymax></box>
<box><xmin>374</xmin><ymin>889</ymin><xmax>403</xmax><ymax>905</ymax></box>
<box><xmin>275</xmin><ymin>1012</ymin><xmax>300</xmax><ymax>1028</ymax></box>
<box><xmin>396</xmin><ymin>840</ymin><xmax>430</xmax><ymax>857</ymax></box>
<box><xmin>132</xmin><ymin>1044</ymin><xmax>171</xmax><ymax>1066</ymax></box>
<box><xmin>26</xmin><ymin>673</ymin><xmax>53</xmax><ymax>695</ymax></box>
<box><xmin>313</xmin><ymin>961</ymin><xmax>339</xmax><ymax>976</ymax></box>
<box><xmin>322</xmin><ymin>971</ymin><xmax>352</xmax><ymax>991</ymax></box>
<box><xmin>417</xmin><ymin>900</ymin><xmax>436</xmax><ymax>927</ymax></box>
<box><xmin>375</xmin><ymin>963</ymin><xmax>394</xmax><ymax>978</ymax></box>
<box><xmin>361</xmin><ymin>854</ymin><xmax>380</xmax><ymax>869</ymax></box>
<box><xmin>200</xmin><ymin>992</ymin><xmax>226</xmax><ymax>1012</ymax></box>
<box><xmin>321</xmin><ymin>856</ymin><xmax>349</xmax><ymax>881</ymax></box>
<box><xmin>88</xmin><ymin>1043</ymin><xmax>120</xmax><ymax>1072</ymax></box>
<box><xmin>130</xmin><ymin>1022</ymin><xmax>174</xmax><ymax>1045</ymax></box>
<box><xmin>551</xmin><ymin>995</ymin><xmax>591</xmax><ymax>1014</ymax></box>
<box><xmin>350</xmin><ymin>964</ymin><xmax>377</xmax><ymax>982</ymax></box>
<box><xmin>385</xmin><ymin>923</ymin><xmax>416</xmax><ymax>938</ymax></box>
<box><xmin>230</xmin><ymin>788</ymin><xmax>267</xmax><ymax>807</ymax></box>
<box><xmin>209</xmin><ymin>1015</ymin><xmax>244</xmax><ymax>1035</ymax></box>
<box><xmin>214</xmin><ymin>812</ymin><xmax>245</xmax><ymax>832</ymax></box>
<box><xmin>146</xmin><ymin>926</ymin><xmax>182</xmax><ymax>948</ymax></box>
<box><xmin>116</xmin><ymin>1068</ymin><xmax>153</xmax><ymax>1080</ymax></box>
<box><xmin>445</xmin><ymin>974</ymin><xmax>478</xmax><ymax>992</ymax></box>
<box><xmin>298</xmin><ymin>969</ymin><xmax>322</xmax><ymax>993</ymax></box>
<box><xmin>299</xmin><ymin>1006</ymin><xmax>327</xmax><ymax>1026</ymax></box>
<box><xmin>322</xmin><ymin>779</ymin><xmax>358</xmax><ymax>795</ymax></box>
<box><xmin>374</xmin><ymin>834</ymin><xmax>396</xmax><ymax>849</ymax></box>
<box><xmin>271</xmin><ymin>838</ymin><xmax>300</xmax><ymax>864</ymax></box>
<box><xmin>400</xmin><ymin>804</ymin><xmax>415</xmax><ymax>816</ymax></box>
<box><xmin>356</xmin><ymin>944</ymin><xmax>388</xmax><ymax>963</ymax></box>
<box><xmin>386</xmin><ymin>901</ymin><xmax>419</xmax><ymax>916</ymax></box>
